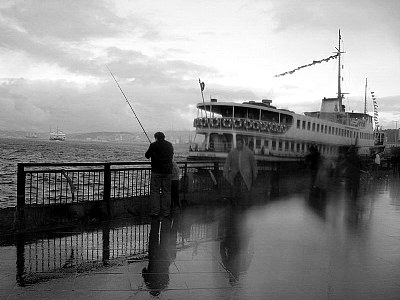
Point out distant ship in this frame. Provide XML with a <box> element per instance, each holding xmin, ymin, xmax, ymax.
<box><xmin>49</xmin><ymin>127</ymin><xmax>66</xmax><ymax>141</ymax></box>
<box><xmin>25</xmin><ymin>132</ymin><xmax>38</xmax><ymax>138</ymax></box>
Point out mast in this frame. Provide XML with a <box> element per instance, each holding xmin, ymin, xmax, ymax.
<box><xmin>336</xmin><ymin>30</ymin><xmax>344</xmax><ymax>112</ymax></box>
<box><xmin>364</xmin><ymin>78</ymin><xmax>368</xmax><ymax>114</ymax></box>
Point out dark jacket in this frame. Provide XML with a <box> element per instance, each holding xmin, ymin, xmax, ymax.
<box><xmin>145</xmin><ymin>139</ymin><xmax>174</xmax><ymax>174</ymax></box>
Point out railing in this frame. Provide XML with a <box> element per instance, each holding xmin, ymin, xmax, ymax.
<box><xmin>193</xmin><ymin>117</ymin><xmax>291</xmax><ymax>134</ymax></box>
<box><xmin>16</xmin><ymin>161</ymin><xmax>229</xmax><ymax>209</ymax></box>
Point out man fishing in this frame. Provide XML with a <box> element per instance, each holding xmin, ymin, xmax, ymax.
<box><xmin>145</xmin><ymin>132</ymin><xmax>174</xmax><ymax>219</ymax></box>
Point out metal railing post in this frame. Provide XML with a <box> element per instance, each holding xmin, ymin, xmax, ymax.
<box><xmin>103</xmin><ymin>163</ymin><xmax>111</xmax><ymax>218</ymax></box>
<box><xmin>183</xmin><ymin>162</ymin><xmax>188</xmax><ymax>200</ymax></box>
<box><xmin>16</xmin><ymin>163</ymin><xmax>26</xmax><ymax>230</ymax></box>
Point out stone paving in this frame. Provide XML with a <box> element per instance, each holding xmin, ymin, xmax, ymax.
<box><xmin>1</xmin><ymin>174</ymin><xmax>400</xmax><ymax>299</ymax></box>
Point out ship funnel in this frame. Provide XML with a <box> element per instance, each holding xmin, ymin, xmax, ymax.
<box><xmin>262</xmin><ymin>99</ymin><xmax>272</xmax><ymax>106</ymax></box>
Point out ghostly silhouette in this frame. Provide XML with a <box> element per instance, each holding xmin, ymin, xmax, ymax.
<box><xmin>305</xmin><ymin>145</ymin><xmax>321</xmax><ymax>189</ymax></box>
<box><xmin>344</xmin><ymin>147</ymin><xmax>362</xmax><ymax>199</ymax></box>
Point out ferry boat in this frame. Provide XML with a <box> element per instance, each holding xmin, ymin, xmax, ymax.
<box><xmin>25</xmin><ymin>132</ymin><xmax>38</xmax><ymax>138</ymax></box>
<box><xmin>189</xmin><ymin>32</ymin><xmax>384</xmax><ymax>162</ymax></box>
<box><xmin>49</xmin><ymin>127</ymin><xmax>66</xmax><ymax>141</ymax></box>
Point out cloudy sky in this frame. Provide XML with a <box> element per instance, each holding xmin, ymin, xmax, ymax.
<box><xmin>1</xmin><ymin>0</ymin><xmax>399</xmax><ymax>134</ymax></box>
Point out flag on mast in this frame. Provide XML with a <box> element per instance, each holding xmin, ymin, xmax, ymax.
<box><xmin>200</xmin><ymin>81</ymin><xmax>205</xmax><ymax>92</ymax></box>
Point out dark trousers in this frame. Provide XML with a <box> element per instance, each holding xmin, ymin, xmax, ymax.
<box><xmin>150</xmin><ymin>173</ymin><xmax>171</xmax><ymax>217</ymax></box>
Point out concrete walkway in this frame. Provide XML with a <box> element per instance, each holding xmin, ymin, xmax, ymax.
<box><xmin>1</xmin><ymin>174</ymin><xmax>400</xmax><ymax>299</ymax></box>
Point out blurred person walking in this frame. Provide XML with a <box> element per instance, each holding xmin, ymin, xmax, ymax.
<box><xmin>171</xmin><ymin>159</ymin><xmax>180</xmax><ymax>213</ymax></box>
<box><xmin>344</xmin><ymin>147</ymin><xmax>362</xmax><ymax>199</ymax></box>
<box><xmin>223</xmin><ymin>136</ymin><xmax>257</xmax><ymax>206</ymax></box>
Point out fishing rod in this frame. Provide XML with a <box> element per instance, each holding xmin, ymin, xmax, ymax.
<box><xmin>106</xmin><ymin>66</ymin><xmax>151</xmax><ymax>143</ymax></box>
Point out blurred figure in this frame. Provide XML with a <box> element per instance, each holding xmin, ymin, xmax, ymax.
<box><xmin>391</xmin><ymin>153</ymin><xmax>400</xmax><ymax>177</ymax></box>
<box><xmin>374</xmin><ymin>153</ymin><xmax>381</xmax><ymax>178</ymax></box>
<box><xmin>171</xmin><ymin>159</ymin><xmax>180</xmax><ymax>213</ymax></box>
<box><xmin>142</xmin><ymin>217</ymin><xmax>177</xmax><ymax>296</ymax></box>
<box><xmin>344</xmin><ymin>147</ymin><xmax>362</xmax><ymax>199</ymax></box>
<box><xmin>314</xmin><ymin>157</ymin><xmax>335</xmax><ymax>195</ymax></box>
<box><xmin>305</xmin><ymin>145</ymin><xmax>321</xmax><ymax>190</ymax></box>
<box><xmin>223</xmin><ymin>136</ymin><xmax>257</xmax><ymax>206</ymax></box>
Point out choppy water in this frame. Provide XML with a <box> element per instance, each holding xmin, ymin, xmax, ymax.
<box><xmin>0</xmin><ymin>138</ymin><xmax>156</xmax><ymax>208</ymax></box>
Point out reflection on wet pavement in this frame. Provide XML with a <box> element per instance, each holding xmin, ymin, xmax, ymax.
<box><xmin>1</xmin><ymin>173</ymin><xmax>400</xmax><ymax>299</ymax></box>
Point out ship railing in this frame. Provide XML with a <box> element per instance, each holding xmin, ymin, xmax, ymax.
<box><xmin>16</xmin><ymin>161</ymin><xmax>234</xmax><ymax>209</ymax></box>
<box><xmin>193</xmin><ymin>117</ymin><xmax>290</xmax><ymax>133</ymax></box>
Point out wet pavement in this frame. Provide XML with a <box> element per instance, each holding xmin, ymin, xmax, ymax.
<box><xmin>1</xmin><ymin>172</ymin><xmax>400</xmax><ymax>299</ymax></box>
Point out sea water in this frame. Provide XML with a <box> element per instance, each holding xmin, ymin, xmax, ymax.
<box><xmin>0</xmin><ymin>138</ymin><xmax>154</xmax><ymax>208</ymax></box>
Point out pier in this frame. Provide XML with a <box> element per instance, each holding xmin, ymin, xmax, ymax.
<box><xmin>1</xmin><ymin>161</ymin><xmax>400</xmax><ymax>299</ymax></box>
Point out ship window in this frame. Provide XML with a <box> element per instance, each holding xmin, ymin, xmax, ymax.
<box><xmin>312</xmin><ymin>123</ymin><xmax>315</xmax><ymax>131</ymax></box>
<box><xmin>307</xmin><ymin>122</ymin><xmax>311</xmax><ymax>130</ymax></box>
<box><xmin>209</xmin><ymin>133</ymin><xmax>233</xmax><ymax>152</ymax></box>
<box><xmin>302</xmin><ymin>121</ymin><xmax>306</xmax><ymax>129</ymax></box>
<box><xmin>256</xmin><ymin>139</ymin><xmax>261</xmax><ymax>149</ymax></box>
<box><xmin>248</xmin><ymin>140</ymin><xmax>254</xmax><ymax>151</ymax></box>
<box><xmin>297</xmin><ymin>120</ymin><xmax>300</xmax><ymax>128</ymax></box>
<box><xmin>261</xmin><ymin>111</ymin><xmax>279</xmax><ymax>122</ymax></box>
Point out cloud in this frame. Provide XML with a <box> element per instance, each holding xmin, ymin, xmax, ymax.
<box><xmin>1</xmin><ymin>0</ymin><xmax>399</xmax><ymax>135</ymax></box>
<box><xmin>2</xmin><ymin>0</ymin><xmax>123</xmax><ymax>41</ymax></box>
